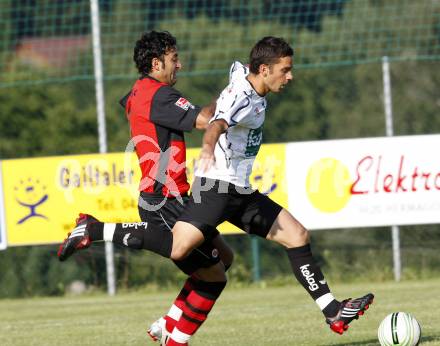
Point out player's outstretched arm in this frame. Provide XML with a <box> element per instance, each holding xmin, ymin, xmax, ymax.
<box><xmin>198</xmin><ymin>119</ymin><xmax>228</xmax><ymax>172</ymax></box>
<box><xmin>194</xmin><ymin>99</ymin><xmax>217</xmax><ymax>130</ymax></box>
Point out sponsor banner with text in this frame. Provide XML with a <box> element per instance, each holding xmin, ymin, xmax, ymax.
<box><xmin>286</xmin><ymin>134</ymin><xmax>440</xmax><ymax>229</ymax></box>
<box><xmin>1</xmin><ymin>143</ymin><xmax>287</xmax><ymax>246</ymax></box>
<box><xmin>1</xmin><ymin>153</ymin><xmax>141</xmax><ymax>246</ymax></box>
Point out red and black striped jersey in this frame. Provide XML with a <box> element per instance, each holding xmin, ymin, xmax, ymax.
<box><xmin>121</xmin><ymin>76</ymin><xmax>200</xmax><ymax>197</ymax></box>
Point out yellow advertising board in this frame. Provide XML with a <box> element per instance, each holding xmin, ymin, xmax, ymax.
<box><xmin>1</xmin><ymin>143</ymin><xmax>287</xmax><ymax>246</ymax></box>
<box><xmin>1</xmin><ymin>153</ymin><xmax>142</xmax><ymax>246</ymax></box>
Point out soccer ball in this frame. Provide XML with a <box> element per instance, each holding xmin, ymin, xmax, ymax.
<box><xmin>378</xmin><ymin>312</ymin><xmax>421</xmax><ymax>346</ymax></box>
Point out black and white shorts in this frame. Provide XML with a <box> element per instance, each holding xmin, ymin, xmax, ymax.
<box><xmin>178</xmin><ymin>177</ymin><xmax>283</xmax><ymax>239</ymax></box>
<box><xmin>138</xmin><ymin>192</ymin><xmax>220</xmax><ymax>275</ymax></box>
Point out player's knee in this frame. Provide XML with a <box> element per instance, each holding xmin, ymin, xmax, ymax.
<box><xmin>195</xmin><ymin>262</ymin><xmax>227</xmax><ymax>282</ymax></box>
<box><xmin>211</xmin><ymin>262</ymin><xmax>227</xmax><ymax>282</ymax></box>
<box><xmin>276</xmin><ymin>225</ymin><xmax>310</xmax><ymax>248</ymax></box>
<box><xmin>170</xmin><ymin>244</ymin><xmax>191</xmax><ymax>261</ymax></box>
<box><xmin>170</xmin><ymin>237</ymin><xmax>198</xmax><ymax>260</ymax></box>
<box><xmin>297</xmin><ymin>226</ymin><xmax>309</xmax><ymax>243</ymax></box>
<box><xmin>212</xmin><ymin>235</ymin><xmax>234</xmax><ymax>269</ymax></box>
<box><xmin>285</xmin><ymin>226</ymin><xmax>309</xmax><ymax>248</ymax></box>
<box><xmin>170</xmin><ymin>222</ymin><xmax>205</xmax><ymax>260</ymax></box>
<box><xmin>221</xmin><ymin>248</ymin><xmax>234</xmax><ymax>269</ymax></box>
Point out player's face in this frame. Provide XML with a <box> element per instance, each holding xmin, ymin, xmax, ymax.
<box><xmin>264</xmin><ymin>56</ymin><xmax>293</xmax><ymax>93</ymax></box>
<box><xmin>161</xmin><ymin>48</ymin><xmax>182</xmax><ymax>86</ymax></box>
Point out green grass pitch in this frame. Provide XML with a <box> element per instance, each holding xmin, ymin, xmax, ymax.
<box><xmin>1</xmin><ymin>279</ymin><xmax>439</xmax><ymax>345</ymax></box>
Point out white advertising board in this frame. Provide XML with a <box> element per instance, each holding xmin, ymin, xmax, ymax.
<box><xmin>286</xmin><ymin>135</ymin><xmax>440</xmax><ymax>229</ymax></box>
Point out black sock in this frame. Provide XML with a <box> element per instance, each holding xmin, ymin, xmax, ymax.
<box><xmin>194</xmin><ymin>280</ymin><xmax>227</xmax><ymax>300</ymax></box>
<box><xmin>286</xmin><ymin>244</ymin><xmax>339</xmax><ymax>317</ymax></box>
<box><xmin>323</xmin><ymin>300</ymin><xmax>341</xmax><ymax>318</ymax></box>
<box><xmin>112</xmin><ymin>224</ymin><xmax>145</xmax><ymax>249</ymax></box>
<box><xmin>143</xmin><ymin>226</ymin><xmax>173</xmax><ymax>258</ymax></box>
<box><xmin>110</xmin><ymin>223</ymin><xmax>172</xmax><ymax>258</ymax></box>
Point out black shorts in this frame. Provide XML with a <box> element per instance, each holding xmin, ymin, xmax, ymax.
<box><xmin>138</xmin><ymin>193</ymin><xmax>220</xmax><ymax>275</ymax></box>
<box><xmin>178</xmin><ymin>177</ymin><xmax>283</xmax><ymax>238</ymax></box>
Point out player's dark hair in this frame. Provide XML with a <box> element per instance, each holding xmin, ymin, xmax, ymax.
<box><xmin>249</xmin><ymin>36</ymin><xmax>293</xmax><ymax>74</ymax></box>
<box><xmin>134</xmin><ymin>30</ymin><xmax>177</xmax><ymax>75</ymax></box>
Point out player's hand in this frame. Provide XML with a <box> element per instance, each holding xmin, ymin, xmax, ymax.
<box><xmin>198</xmin><ymin>147</ymin><xmax>215</xmax><ymax>172</ymax></box>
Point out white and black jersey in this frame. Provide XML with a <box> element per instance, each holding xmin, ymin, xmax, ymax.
<box><xmin>179</xmin><ymin>62</ymin><xmax>282</xmax><ymax>239</ymax></box>
<box><xmin>196</xmin><ymin>61</ymin><xmax>267</xmax><ymax>187</ymax></box>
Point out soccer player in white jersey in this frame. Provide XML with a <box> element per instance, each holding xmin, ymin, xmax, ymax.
<box><xmin>170</xmin><ymin>36</ymin><xmax>374</xmax><ymax>340</ymax></box>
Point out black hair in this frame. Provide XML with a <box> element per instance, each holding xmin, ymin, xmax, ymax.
<box><xmin>133</xmin><ymin>30</ymin><xmax>177</xmax><ymax>75</ymax></box>
<box><xmin>249</xmin><ymin>36</ymin><xmax>294</xmax><ymax>74</ymax></box>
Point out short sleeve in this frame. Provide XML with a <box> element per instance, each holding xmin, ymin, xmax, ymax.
<box><xmin>212</xmin><ymin>91</ymin><xmax>251</xmax><ymax>127</ymax></box>
<box><xmin>150</xmin><ymin>86</ymin><xmax>201</xmax><ymax>132</ymax></box>
<box><xmin>229</xmin><ymin>61</ymin><xmax>249</xmax><ymax>83</ymax></box>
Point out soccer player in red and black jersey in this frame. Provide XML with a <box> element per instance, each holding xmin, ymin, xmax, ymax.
<box><xmin>58</xmin><ymin>31</ymin><xmax>232</xmax><ymax>346</ymax></box>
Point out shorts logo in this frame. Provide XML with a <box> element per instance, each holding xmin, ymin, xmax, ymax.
<box><xmin>175</xmin><ymin>97</ymin><xmax>194</xmax><ymax>111</ymax></box>
<box><xmin>211</xmin><ymin>248</ymin><xmax>219</xmax><ymax>258</ymax></box>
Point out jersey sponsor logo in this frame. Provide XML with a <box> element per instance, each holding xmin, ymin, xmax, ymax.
<box><xmin>300</xmin><ymin>264</ymin><xmax>319</xmax><ymax>291</ymax></box>
<box><xmin>175</xmin><ymin>97</ymin><xmax>194</xmax><ymax>111</ymax></box>
<box><xmin>122</xmin><ymin>222</ymin><xmax>148</xmax><ymax>230</ymax></box>
<box><xmin>245</xmin><ymin>126</ymin><xmax>263</xmax><ymax>157</ymax></box>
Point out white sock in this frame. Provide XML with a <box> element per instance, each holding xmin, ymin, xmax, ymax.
<box><xmin>103</xmin><ymin>223</ymin><xmax>116</xmax><ymax>242</ymax></box>
<box><xmin>316</xmin><ymin>293</ymin><xmax>336</xmax><ymax>310</ymax></box>
<box><xmin>170</xmin><ymin>327</ymin><xmax>191</xmax><ymax>344</ymax></box>
<box><xmin>167</xmin><ymin>304</ymin><xmax>183</xmax><ymax>321</ymax></box>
